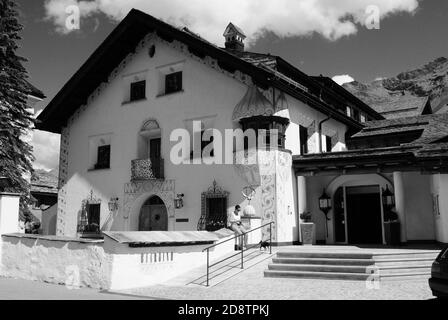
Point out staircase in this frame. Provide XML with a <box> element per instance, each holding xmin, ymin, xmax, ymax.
<box><xmin>264</xmin><ymin>249</ymin><xmax>439</xmax><ymax>281</ymax></box>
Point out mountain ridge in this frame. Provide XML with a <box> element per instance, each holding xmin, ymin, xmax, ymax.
<box><xmin>343</xmin><ymin>57</ymin><xmax>448</xmax><ymax>118</ymax></box>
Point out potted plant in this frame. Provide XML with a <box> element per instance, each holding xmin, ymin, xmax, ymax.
<box><xmin>384</xmin><ymin>209</ymin><xmax>400</xmax><ymax>246</ymax></box>
<box><xmin>300</xmin><ymin>212</ymin><xmax>316</xmax><ymax>245</ymax></box>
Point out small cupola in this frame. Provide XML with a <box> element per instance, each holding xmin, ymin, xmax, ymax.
<box><xmin>223</xmin><ymin>22</ymin><xmax>246</xmax><ymax>52</ymax></box>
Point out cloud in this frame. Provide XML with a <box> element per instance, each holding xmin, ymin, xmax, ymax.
<box><xmin>332</xmin><ymin>74</ymin><xmax>355</xmax><ymax>85</ymax></box>
<box><xmin>44</xmin><ymin>0</ymin><xmax>419</xmax><ymax>43</ymax></box>
<box><xmin>32</xmin><ymin>130</ymin><xmax>60</xmax><ymax>171</ymax></box>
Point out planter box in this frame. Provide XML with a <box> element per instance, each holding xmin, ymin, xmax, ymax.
<box><xmin>300</xmin><ymin>222</ymin><xmax>316</xmax><ymax>245</ymax></box>
<box><xmin>384</xmin><ymin>221</ymin><xmax>401</xmax><ymax>246</ymax></box>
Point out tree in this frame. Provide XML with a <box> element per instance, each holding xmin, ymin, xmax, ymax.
<box><xmin>0</xmin><ymin>0</ymin><xmax>35</xmax><ymax>214</ymax></box>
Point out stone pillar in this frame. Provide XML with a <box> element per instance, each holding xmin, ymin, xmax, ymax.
<box><xmin>0</xmin><ymin>193</ymin><xmax>21</xmax><ymax>235</ymax></box>
<box><xmin>297</xmin><ymin>176</ymin><xmax>308</xmax><ymax>215</ymax></box>
<box><xmin>393</xmin><ymin>172</ymin><xmax>407</xmax><ymax>243</ymax></box>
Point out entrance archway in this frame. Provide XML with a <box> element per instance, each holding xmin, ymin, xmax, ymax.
<box><xmin>138</xmin><ymin>195</ymin><xmax>168</xmax><ymax>231</ymax></box>
<box><xmin>327</xmin><ymin>174</ymin><xmax>392</xmax><ymax>245</ymax></box>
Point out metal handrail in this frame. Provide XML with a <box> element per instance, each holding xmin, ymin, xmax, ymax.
<box><xmin>202</xmin><ymin>221</ymin><xmax>274</xmax><ymax>286</ymax></box>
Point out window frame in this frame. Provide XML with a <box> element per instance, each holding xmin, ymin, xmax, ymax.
<box><xmin>94</xmin><ymin>144</ymin><xmax>111</xmax><ymax>170</ymax></box>
<box><xmin>299</xmin><ymin>125</ymin><xmax>309</xmax><ymax>155</ymax></box>
<box><xmin>165</xmin><ymin>71</ymin><xmax>183</xmax><ymax>95</ymax></box>
<box><xmin>130</xmin><ymin>80</ymin><xmax>146</xmax><ymax>102</ymax></box>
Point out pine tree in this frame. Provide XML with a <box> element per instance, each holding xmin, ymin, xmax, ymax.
<box><xmin>0</xmin><ymin>0</ymin><xmax>35</xmax><ymax>213</ymax></box>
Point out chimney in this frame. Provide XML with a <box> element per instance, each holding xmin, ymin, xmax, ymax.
<box><xmin>223</xmin><ymin>22</ymin><xmax>246</xmax><ymax>52</ymax></box>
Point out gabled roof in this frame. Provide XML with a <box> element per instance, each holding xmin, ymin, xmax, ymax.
<box><xmin>36</xmin><ymin>9</ymin><xmax>377</xmax><ymax>134</ymax></box>
<box><xmin>293</xmin><ymin>113</ymin><xmax>448</xmax><ymax>175</ymax></box>
<box><xmin>31</xmin><ymin>169</ymin><xmax>58</xmax><ymax>195</ymax></box>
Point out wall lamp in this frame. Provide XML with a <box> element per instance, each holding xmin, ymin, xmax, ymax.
<box><xmin>108</xmin><ymin>197</ymin><xmax>119</xmax><ymax>212</ymax></box>
<box><xmin>175</xmin><ymin>193</ymin><xmax>185</xmax><ymax>209</ymax></box>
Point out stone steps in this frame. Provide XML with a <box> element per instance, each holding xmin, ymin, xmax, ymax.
<box><xmin>188</xmin><ymin>249</ymin><xmax>274</xmax><ymax>287</ymax></box>
<box><xmin>272</xmin><ymin>257</ymin><xmax>375</xmax><ymax>266</ymax></box>
<box><xmin>264</xmin><ymin>249</ymin><xmax>438</xmax><ymax>281</ymax></box>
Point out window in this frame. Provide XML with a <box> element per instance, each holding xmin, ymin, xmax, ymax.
<box><xmin>353</xmin><ymin>108</ymin><xmax>360</xmax><ymax>121</ymax></box>
<box><xmin>346</xmin><ymin>106</ymin><xmax>352</xmax><ymax>118</ymax></box>
<box><xmin>198</xmin><ymin>181</ymin><xmax>229</xmax><ymax>231</ymax></box>
<box><xmin>360</xmin><ymin>113</ymin><xmax>367</xmax><ymax>123</ymax></box>
<box><xmin>78</xmin><ymin>200</ymin><xmax>101</xmax><ymax>234</ymax></box>
<box><xmin>86</xmin><ymin>203</ymin><xmax>100</xmax><ymax>233</ymax></box>
<box><xmin>299</xmin><ymin>125</ymin><xmax>308</xmax><ymax>155</ymax></box>
<box><xmin>325</xmin><ymin>135</ymin><xmax>332</xmax><ymax>152</ymax></box>
<box><xmin>205</xmin><ymin>197</ymin><xmax>227</xmax><ymax>231</ymax></box>
<box><xmin>95</xmin><ymin>145</ymin><xmax>110</xmax><ymax>169</ymax></box>
<box><xmin>191</xmin><ymin>130</ymin><xmax>214</xmax><ymax>159</ymax></box>
<box><xmin>165</xmin><ymin>71</ymin><xmax>182</xmax><ymax>94</ymax></box>
<box><xmin>130</xmin><ymin>80</ymin><xmax>146</xmax><ymax>101</ymax></box>
<box><xmin>240</xmin><ymin>116</ymin><xmax>288</xmax><ymax>150</ymax></box>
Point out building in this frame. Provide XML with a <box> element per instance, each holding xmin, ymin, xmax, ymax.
<box><xmin>36</xmin><ymin>9</ymin><xmax>447</xmax><ymax>246</ymax></box>
<box><xmin>29</xmin><ymin>169</ymin><xmax>58</xmax><ymax>234</ymax></box>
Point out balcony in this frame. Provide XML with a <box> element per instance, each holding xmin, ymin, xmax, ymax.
<box><xmin>131</xmin><ymin>158</ymin><xmax>164</xmax><ymax>180</ymax></box>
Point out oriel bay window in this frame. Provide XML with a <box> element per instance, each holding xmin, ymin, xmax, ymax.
<box><xmin>240</xmin><ymin>116</ymin><xmax>289</xmax><ymax>149</ymax></box>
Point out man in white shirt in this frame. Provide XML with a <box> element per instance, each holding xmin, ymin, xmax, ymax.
<box><xmin>227</xmin><ymin>205</ymin><xmax>248</xmax><ymax>249</ymax></box>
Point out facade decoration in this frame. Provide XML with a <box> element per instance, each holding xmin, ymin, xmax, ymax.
<box><xmin>56</xmin><ymin>126</ymin><xmax>70</xmax><ymax>236</ymax></box>
<box><xmin>123</xmin><ymin>179</ymin><xmax>176</xmax><ymax>228</ymax></box>
<box><xmin>131</xmin><ymin>159</ymin><xmax>156</xmax><ymax>180</ymax></box>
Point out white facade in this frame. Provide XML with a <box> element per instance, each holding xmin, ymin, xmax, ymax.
<box><xmin>55</xmin><ymin>32</ymin><xmax>347</xmax><ymax>244</ymax></box>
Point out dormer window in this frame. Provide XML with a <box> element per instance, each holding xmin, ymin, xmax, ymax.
<box><xmin>165</xmin><ymin>71</ymin><xmax>182</xmax><ymax>94</ymax></box>
<box><xmin>360</xmin><ymin>113</ymin><xmax>367</xmax><ymax>123</ymax></box>
<box><xmin>346</xmin><ymin>106</ymin><xmax>352</xmax><ymax>118</ymax></box>
<box><xmin>130</xmin><ymin>80</ymin><xmax>146</xmax><ymax>101</ymax></box>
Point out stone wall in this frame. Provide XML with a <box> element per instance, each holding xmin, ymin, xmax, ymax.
<box><xmin>0</xmin><ymin>231</ymin><xmax>235</xmax><ymax>290</ymax></box>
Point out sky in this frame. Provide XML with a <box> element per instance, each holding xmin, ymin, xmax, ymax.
<box><xmin>14</xmin><ymin>0</ymin><xmax>448</xmax><ymax>171</ymax></box>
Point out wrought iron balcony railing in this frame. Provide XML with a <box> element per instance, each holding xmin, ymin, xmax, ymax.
<box><xmin>131</xmin><ymin>158</ymin><xmax>164</xmax><ymax>180</ymax></box>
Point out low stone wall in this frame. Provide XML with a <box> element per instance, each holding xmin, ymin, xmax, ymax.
<box><xmin>0</xmin><ymin>234</ymin><xmax>111</xmax><ymax>289</ymax></box>
<box><xmin>0</xmin><ymin>231</ymin><xmax>235</xmax><ymax>290</ymax></box>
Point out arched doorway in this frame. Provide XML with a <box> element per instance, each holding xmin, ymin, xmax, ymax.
<box><xmin>327</xmin><ymin>174</ymin><xmax>391</xmax><ymax>245</ymax></box>
<box><xmin>139</xmin><ymin>195</ymin><xmax>168</xmax><ymax>231</ymax></box>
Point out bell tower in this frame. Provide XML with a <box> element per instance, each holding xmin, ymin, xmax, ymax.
<box><xmin>223</xmin><ymin>22</ymin><xmax>246</xmax><ymax>52</ymax></box>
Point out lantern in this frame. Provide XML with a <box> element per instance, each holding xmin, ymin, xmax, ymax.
<box><xmin>108</xmin><ymin>197</ymin><xmax>119</xmax><ymax>212</ymax></box>
<box><xmin>318</xmin><ymin>188</ymin><xmax>332</xmax><ymax>214</ymax></box>
<box><xmin>175</xmin><ymin>193</ymin><xmax>184</xmax><ymax>209</ymax></box>
<box><xmin>318</xmin><ymin>188</ymin><xmax>332</xmax><ymax>240</ymax></box>
<box><xmin>382</xmin><ymin>185</ymin><xmax>395</xmax><ymax>209</ymax></box>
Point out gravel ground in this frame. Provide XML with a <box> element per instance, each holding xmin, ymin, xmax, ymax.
<box><xmin>118</xmin><ymin>258</ymin><xmax>435</xmax><ymax>300</ymax></box>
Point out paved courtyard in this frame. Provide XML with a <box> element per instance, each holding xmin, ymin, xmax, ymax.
<box><xmin>117</xmin><ymin>254</ymin><xmax>435</xmax><ymax>300</ymax></box>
